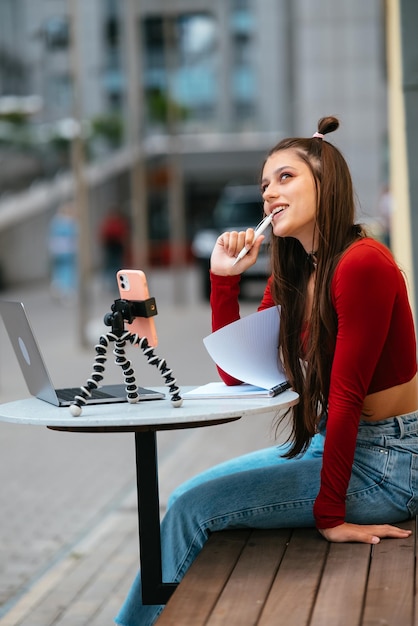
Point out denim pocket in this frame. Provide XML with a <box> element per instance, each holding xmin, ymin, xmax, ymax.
<box><xmin>348</xmin><ymin>442</ymin><xmax>391</xmax><ymax>495</ymax></box>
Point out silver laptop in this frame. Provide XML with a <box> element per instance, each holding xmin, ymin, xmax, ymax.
<box><xmin>0</xmin><ymin>300</ymin><xmax>165</xmax><ymax>407</ymax></box>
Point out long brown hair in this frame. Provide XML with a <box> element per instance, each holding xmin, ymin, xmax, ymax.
<box><xmin>267</xmin><ymin>116</ymin><xmax>367</xmax><ymax>457</ymax></box>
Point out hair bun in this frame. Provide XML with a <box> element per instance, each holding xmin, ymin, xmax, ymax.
<box><xmin>317</xmin><ymin>116</ymin><xmax>339</xmax><ymax>136</ymax></box>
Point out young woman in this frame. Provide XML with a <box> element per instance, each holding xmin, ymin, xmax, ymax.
<box><xmin>116</xmin><ymin>117</ymin><xmax>418</xmax><ymax>626</ymax></box>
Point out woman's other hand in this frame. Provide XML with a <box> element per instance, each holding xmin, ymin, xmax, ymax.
<box><xmin>210</xmin><ymin>229</ymin><xmax>265</xmax><ymax>276</ymax></box>
<box><xmin>318</xmin><ymin>522</ymin><xmax>412</xmax><ymax>544</ymax></box>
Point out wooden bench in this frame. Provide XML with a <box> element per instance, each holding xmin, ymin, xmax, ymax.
<box><xmin>156</xmin><ymin>518</ymin><xmax>416</xmax><ymax>625</ymax></box>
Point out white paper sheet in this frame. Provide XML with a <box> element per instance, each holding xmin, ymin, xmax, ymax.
<box><xmin>184</xmin><ymin>382</ymin><xmax>270</xmax><ymax>399</ymax></box>
<box><xmin>203</xmin><ymin>306</ymin><xmax>287</xmax><ymax>390</ymax></box>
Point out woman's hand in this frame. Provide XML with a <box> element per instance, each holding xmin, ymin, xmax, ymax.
<box><xmin>210</xmin><ymin>229</ymin><xmax>265</xmax><ymax>276</ymax></box>
<box><xmin>318</xmin><ymin>522</ymin><xmax>412</xmax><ymax>544</ymax></box>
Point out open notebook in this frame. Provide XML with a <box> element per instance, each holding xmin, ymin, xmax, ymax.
<box><xmin>185</xmin><ymin>306</ymin><xmax>289</xmax><ymax>399</ymax></box>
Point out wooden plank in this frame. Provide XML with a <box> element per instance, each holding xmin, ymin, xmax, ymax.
<box><xmin>363</xmin><ymin>519</ymin><xmax>415</xmax><ymax>626</ymax></box>
<box><xmin>258</xmin><ymin>528</ymin><xmax>328</xmax><ymax>626</ymax></box>
<box><xmin>156</xmin><ymin>530</ymin><xmax>250</xmax><ymax>626</ymax></box>
<box><xmin>309</xmin><ymin>542</ymin><xmax>370</xmax><ymax>626</ymax></box>
<box><xmin>206</xmin><ymin>529</ymin><xmax>292</xmax><ymax>626</ymax></box>
<box><xmin>157</xmin><ymin>519</ymin><xmax>417</xmax><ymax>626</ymax></box>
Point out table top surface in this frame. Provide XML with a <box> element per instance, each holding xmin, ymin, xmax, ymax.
<box><xmin>0</xmin><ymin>386</ymin><xmax>299</xmax><ymax>431</ymax></box>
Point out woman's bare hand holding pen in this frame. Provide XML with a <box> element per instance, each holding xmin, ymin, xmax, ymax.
<box><xmin>210</xmin><ymin>228</ymin><xmax>265</xmax><ymax>276</ymax></box>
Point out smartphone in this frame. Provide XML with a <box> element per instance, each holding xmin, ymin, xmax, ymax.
<box><xmin>116</xmin><ymin>269</ymin><xmax>158</xmax><ymax>347</ymax></box>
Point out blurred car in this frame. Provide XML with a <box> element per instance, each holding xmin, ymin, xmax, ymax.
<box><xmin>191</xmin><ymin>184</ymin><xmax>271</xmax><ymax>299</ymax></box>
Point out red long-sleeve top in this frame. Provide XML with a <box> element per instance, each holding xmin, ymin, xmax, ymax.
<box><xmin>210</xmin><ymin>238</ymin><xmax>417</xmax><ymax>529</ymax></box>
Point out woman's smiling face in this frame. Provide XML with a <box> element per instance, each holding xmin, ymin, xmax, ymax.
<box><xmin>261</xmin><ymin>148</ymin><xmax>319</xmax><ymax>252</ymax></box>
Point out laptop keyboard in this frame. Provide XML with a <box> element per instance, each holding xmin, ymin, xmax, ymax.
<box><xmin>57</xmin><ymin>387</ymin><xmax>114</xmax><ymax>401</ymax></box>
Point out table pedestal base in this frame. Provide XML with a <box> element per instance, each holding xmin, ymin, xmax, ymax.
<box><xmin>135</xmin><ymin>431</ymin><xmax>177</xmax><ymax>605</ymax></box>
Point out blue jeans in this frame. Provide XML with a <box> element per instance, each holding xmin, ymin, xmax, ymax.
<box><xmin>115</xmin><ymin>412</ymin><xmax>418</xmax><ymax>626</ymax></box>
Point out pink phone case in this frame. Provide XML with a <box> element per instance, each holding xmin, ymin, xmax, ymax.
<box><xmin>116</xmin><ymin>270</ymin><xmax>158</xmax><ymax>346</ymax></box>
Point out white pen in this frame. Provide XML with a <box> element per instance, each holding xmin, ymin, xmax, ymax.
<box><xmin>232</xmin><ymin>209</ymin><xmax>282</xmax><ymax>266</ymax></box>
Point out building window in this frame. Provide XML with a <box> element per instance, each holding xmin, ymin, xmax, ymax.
<box><xmin>42</xmin><ymin>16</ymin><xmax>69</xmax><ymax>50</ymax></box>
<box><xmin>142</xmin><ymin>13</ymin><xmax>217</xmax><ymax>131</ymax></box>
<box><xmin>230</xmin><ymin>0</ymin><xmax>255</xmax><ymax>126</ymax></box>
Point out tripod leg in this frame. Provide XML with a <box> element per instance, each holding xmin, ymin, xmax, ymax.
<box><xmin>69</xmin><ymin>332</ymin><xmax>114</xmax><ymax>416</ymax></box>
<box><xmin>113</xmin><ymin>335</ymin><xmax>139</xmax><ymax>403</ymax></box>
<box><xmin>130</xmin><ymin>336</ymin><xmax>183</xmax><ymax>407</ymax></box>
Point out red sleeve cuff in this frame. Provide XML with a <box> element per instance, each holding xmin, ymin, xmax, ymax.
<box><xmin>313</xmin><ymin>497</ymin><xmax>346</xmax><ymax>530</ymax></box>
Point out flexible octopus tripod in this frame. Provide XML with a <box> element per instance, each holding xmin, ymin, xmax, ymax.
<box><xmin>69</xmin><ymin>297</ymin><xmax>183</xmax><ymax>416</ymax></box>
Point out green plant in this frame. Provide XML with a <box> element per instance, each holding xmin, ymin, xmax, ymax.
<box><xmin>91</xmin><ymin>113</ymin><xmax>123</xmax><ymax>146</ymax></box>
